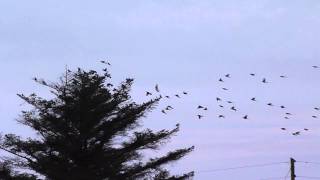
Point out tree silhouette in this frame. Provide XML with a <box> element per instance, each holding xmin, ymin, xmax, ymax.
<box><xmin>0</xmin><ymin>67</ymin><xmax>194</xmax><ymax>180</ymax></box>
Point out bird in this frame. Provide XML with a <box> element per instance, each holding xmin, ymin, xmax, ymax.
<box><xmin>314</xmin><ymin>107</ymin><xmax>319</xmax><ymax>111</ymax></box>
<box><xmin>165</xmin><ymin>106</ymin><xmax>174</xmax><ymax>110</ymax></box>
<box><xmin>161</xmin><ymin>110</ymin><xmax>167</xmax><ymax>114</ymax></box>
<box><xmin>216</xmin><ymin>97</ymin><xmax>222</xmax><ymax>101</ymax></box>
<box><xmin>146</xmin><ymin>91</ymin><xmax>152</xmax><ymax>96</ymax></box>
<box><xmin>183</xmin><ymin>91</ymin><xmax>188</xmax><ymax>95</ymax></box>
<box><xmin>312</xmin><ymin>65</ymin><xmax>319</xmax><ymax>68</ymax></box>
<box><xmin>281</xmin><ymin>128</ymin><xmax>286</xmax><ymax>131</ymax></box>
<box><xmin>203</xmin><ymin>107</ymin><xmax>208</xmax><ymax>111</ymax></box>
<box><xmin>304</xmin><ymin>128</ymin><xmax>309</xmax><ymax>131</ymax></box>
<box><xmin>32</xmin><ymin>77</ymin><xmax>38</xmax><ymax>81</ymax></box>
<box><xmin>219</xmin><ymin>105</ymin><xmax>224</xmax><ymax>108</ymax></box>
<box><xmin>225</xmin><ymin>74</ymin><xmax>231</xmax><ymax>78</ymax></box>
<box><xmin>218</xmin><ymin>115</ymin><xmax>225</xmax><ymax>118</ymax></box>
<box><xmin>165</xmin><ymin>96</ymin><xmax>170</xmax><ymax>99</ymax></box>
<box><xmin>102</xmin><ymin>68</ymin><xmax>108</xmax><ymax>72</ymax></box>
<box><xmin>267</xmin><ymin>103</ymin><xmax>274</xmax><ymax>106</ymax></box>
<box><xmin>262</xmin><ymin>78</ymin><xmax>268</xmax><ymax>83</ymax></box>
<box><xmin>284</xmin><ymin>117</ymin><xmax>290</xmax><ymax>119</ymax></box>
<box><xmin>101</xmin><ymin>60</ymin><xmax>111</xmax><ymax>65</ymax></box>
<box><xmin>107</xmin><ymin>83</ymin><xmax>113</xmax><ymax>87</ymax></box>
<box><xmin>155</xmin><ymin>84</ymin><xmax>160</xmax><ymax>92</ymax></box>
<box><xmin>292</xmin><ymin>131</ymin><xmax>301</xmax><ymax>136</ymax></box>
<box><xmin>280</xmin><ymin>75</ymin><xmax>287</xmax><ymax>78</ymax></box>
<box><xmin>197</xmin><ymin>105</ymin><xmax>204</xmax><ymax>109</ymax></box>
<box><xmin>312</xmin><ymin>115</ymin><xmax>318</xmax><ymax>118</ymax></box>
<box><xmin>250</xmin><ymin>73</ymin><xmax>256</xmax><ymax>76</ymax></box>
<box><xmin>280</xmin><ymin>105</ymin><xmax>286</xmax><ymax>109</ymax></box>
<box><xmin>219</xmin><ymin>78</ymin><xmax>224</xmax><ymax>82</ymax></box>
<box><xmin>286</xmin><ymin>113</ymin><xmax>292</xmax><ymax>115</ymax></box>
<box><xmin>231</xmin><ymin>106</ymin><xmax>237</xmax><ymax>111</ymax></box>
<box><xmin>197</xmin><ymin>115</ymin><xmax>204</xmax><ymax>119</ymax></box>
<box><xmin>227</xmin><ymin>101</ymin><xmax>233</xmax><ymax>104</ymax></box>
<box><xmin>251</xmin><ymin>97</ymin><xmax>256</xmax><ymax>101</ymax></box>
<box><xmin>222</xmin><ymin>88</ymin><xmax>228</xmax><ymax>91</ymax></box>
<box><xmin>175</xmin><ymin>94</ymin><xmax>181</xmax><ymax>98</ymax></box>
<box><xmin>243</xmin><ymin>115</ymin><xmax>248</xmax><ymax>119</ymax></box>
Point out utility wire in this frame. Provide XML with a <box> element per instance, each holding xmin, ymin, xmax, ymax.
<box><xmin>284</xmin><ymin>168</ymin><xmax>291</xmax><ymax>180</ymax></box>
<box><xmin>260</xmin><ymin>176</ymin><xmax>286</xmax><ymax>180</ymax></box>
<box><xmin>296</xmin><ymin>161</ymin><xmax>320</xmax><ymax>166</ymax></box>
<box><xmin>296</xmin><ymin>176</ymin><xmax>320</xmax><ymax>179</ymax></box>
<box><xmin>196</xmin><ymin>162</ymin><xmax>288</xmax><ymax>174</ymax></box>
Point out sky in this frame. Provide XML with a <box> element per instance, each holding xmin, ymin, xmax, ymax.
<box><xmin>1</xmin><ymin>0</ymin><xmax>320</xmax><ymax>179</ymax></box>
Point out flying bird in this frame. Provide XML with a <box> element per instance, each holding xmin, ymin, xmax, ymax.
<box><xmin>175</xmin><ymin>94</ymin><xmax>181</xmax><ymax>98</ymax></box>
<box><xmin>165</xmin><ymin>106</ymin><xmax>174</xmax><ymax>110</ymax></box>
<box><xmin>280</xmin><ymin>106</ymin><xmax>286</xmax><ymax>109</ymax></box>
<box><xmin>292</xmin><ymin>131</ymin><xmax>301</xmax><ymax>136</ymax></box>
<box><xmin>280</xmin><ymin>75</ymin><xmax>287</xmax><ymax>78</ymax></box>
<box><xmin>146</xmin><ymin>91</ymin><xmax>152</xmax><ymax>96</ymax></box>
<box><xmin>219</xmin><ymin>105</ymin><xmax>224</xmax><ymax>108</ymax></box>
<box><xmin>197</xmin><ymin>115</ymin><xmax>204</xmax><ymax>119</ymax></box>
<box><xmin>203</xmin><ymin>107</ymin><xmax>208</xmax><ymax>111</ymax></box>
<box><xmin>281</xmin><ymin>128</ymin><xmax>286</xmax><ymax>131</ymax></box>
<box><xmin>250</xmin><ymin>73</ymin><xmax>256</xmax><ymax>76</ymax></box>
<box><xmin>183</xmin><ymin>91</ymin><xmax>188</xmax><ymax>95</ymax></box>
<box><xmin>222</xmin><ymin>88</ymin><xmax>228</xmax><ymax>91</ymax></box>
<box><xmin>107</xmin><ymin>83</ymin><xmax>113</xmax><ymax>87</ymax></box>
<box><xmin>284</xmin><ymin>117</ymin><xmax>290</xmax><ymax>119</ymax></box>
<box><xmin>216</xmin><ymin>97</ymin><xmax>222</xmax><ymax>101</ymax></box>
<box><xmin>165</xmin><ymin>96</ymin><xmax>170</xmax><ymax>99</ymax></box>
<box><xmin>161</xmin><ymin>110</ymin><xmax>167</xmax><ymax>114</ymax></box>
<box><xmin>231</xmin><ymin>106</ymin><xmax>237</xmax><ymax>111</ymax></box>
<box><xmin>286</xmin><ymin>113</ymin><xmax>292</xmax><ymax>115</ymax></box>
<box><xmin>267</xmin><ymin>103</ymin><xmax>274</xmax><ymax>106</ymax></box>
<box><xmin>100</xmin><ymin>60</ymin><xmax>111</xmax><ymax>65</ymax></box>
<box><xmin>219</xmin><ymin>78</ymin><xmax>224</xmax><ymax>82</ymax></box>
<box><xmin>197</xmin><ymin>105</ymin><xmax>204</xmax><ymax>109</ymax></box>
<box><xmin>155</xmin><ymin>84</ymin><xmax>160</xmax><ymax>92</ymax></box>
<box><xmin>243</xmin><ymin>115</ymin><xmax>248</xmax><ymax>119</ymax></box>
<box><xmin>312</xmin><ymin>65</ymin><xmax>319</xmax><ymax>68</ymax></box>
<box><xmin>262</xmin><ymin>78</ymin><xmax>268</xmax><ymax>83</ymax></box>
<box><xmin>304</xmin><ymin>128</ymin><xmax>309</xmax><ymax>131</ymax></box>
<box><xmin>218</xmin><ymin>115</ymin><xmax>225</xmax><ymax>118</ymax></box>
<box><xmin>312</xmin><ymin>115</ymin><xmax>318</xmax><ymax>118</ymax></box>
<box><xmin>314</xmin><ymin>107</ymin><xmax>319</xmax><ymax>111</ymax></box>
<box><xmin>227</xmin><ymin>101</ymin><xmax>233</xmax><ymax>104</ymax></box>
<box><xmin>225</xmin><ymin>74</ymin><xmax>231</xmax><ymax>78</ymax></box>
<box><xmin>251</xmin><ymin>97</ymin><xmax>256</xmax><ymax>101</ymax></box>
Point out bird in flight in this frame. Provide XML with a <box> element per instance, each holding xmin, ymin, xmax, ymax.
<box><xmin>280</xmin><ymin>75</ymin><xmax>287</xmax><ymax>78</ymax></box>
<box><xmin>286</xmin><ymin>112</ymin><xmax>292</xmax><ymax>115</ymax></box>
<box><xmin>250</xmin><ymin>73</ymin><xmax>256</xmax><ymax>76</ymax></box>
<box><xmin>284</xmin><ymin>117</ymin><xmax>290</xmax><ymax>119</ymax></box>
<box><xmin>216</xmin><ymin>97</ymin><xmax>222</xmax><ymax>101</ymax></box>
<box><xmin>146</xmin><ymin>91</ymin><xmax>152</xmax><ymax>96</ymax></box>
<box><xmin>107</xmin><ymin>83</ymin><xmax>113</xmax><ymax>87</ymax></box>
<box><xmin>281</xmin><ymin>128</ymin><xmax>286</xmax><ymax>131</ymax></box>
<box><xmin>197</xmin><ymin>105</ymin><xmax>204</xmax><ymax>109</ymax></box>
<box><xmin>262</xmin><ymin>78</ymin><xmax>268</xmax><ymax>83</ymax></box>
<box><xmin>100</xmin><ymin>61</ymin><xmax>111</xmax><ymax>65</ymax></box>
<box><xmin>175</xmin><ymin>94</ymin><xmax>181</xmax><ymax>98</ymax></box>
<box><xmin>312</xmin><ymin>115</ymin><xmax>318</xmax><ymax>118</ymax></box>
<box><xmin>227</xmin><ymin>101</ymin><xmax>233</xmax><ymax>104</ymax></box>
<box><xmin>155</xmin><ymin>84</ymin><xmax>160</xmax><ymax>92</ymax></box>
<box><xmin>251</xmin><ymin>97</ymin><xmax>256</xmax><ymax>101</ymax></box>
<box><xmin>314</xmin><ymin>107</ymin><xmax>319</xmax><ymax>111</ymax></box>
<box><xmin>312</xmin><ymin>65</ymin><xmax>319</xmax><ymax>68</ymax></box>
<box><xmin>218</xmin><ymin>115</ymin><xmax>225</xmax><ymax>118</ymax></box>
<box><xmin>165</xmin><ymin>106</ymin><xmax>174</xmax><ymax>110</ymax></box>
<box><xmin>183</xmin><ymin>91</ymin><xmax>188</xmax><ymax>95</ymax></box>
<box><xmin>243</xmin><ymin>115</ymin><xmax>248</xmax><ymax>119</ymax></box>
<box><xmin>219</xmin><ymin>105</ymin><xmax>224</xmax><ymax>108</ymax></box>
<box><xmin>292</xmin><ymin>131</ymin><xmax>301</xmax><ymax>136</ymax></box>
<box><xmin>219</xmin><ymin>78</ymin><xmax>224</xmax><ymax>82</ymax></box>
<box><xmin>197</xmin><ymin>115</ymin><xmax>204</xmax><ymax>119</ymax></box>
<box><xmin>161</xmin><ymin>110</ymin><xmax>167</xmax><ymax>114</ymax></box>
<box><xmin>165</xmin><ymin>96</ymin><xmax>170</xmax><ymax>99</ymax></box>
<box><xmin>231</xmin><ymin>106</ymin><xmax>237</xmax><ymax>111</ymax></box>
<box><xmin>267</xmin><ymin>103</ymin><xmax>274</xmax><ymax>106</ymax></box>
<box><xmin>222</xmin><ymin>88</ymin><xmax>228</xmax><ymax>91</ymax></box>
<box><xmin>280</xmin><ymin>105</ymin><xmax>286</xmax><ymax>109</ymax></box>
<box><xmin>203</xmin><ymin>107</ymin><xmax>208</xmax><ymax>111</ymax></box>
<box><xmin>225</xmin><ymin>74</ymin><xmax>231</xmax><ymax>78</ymax></box>
<box><xmin>304</xmin><ymin>128</ymin><xmax>309</xmax><ymax>131</ymax></box>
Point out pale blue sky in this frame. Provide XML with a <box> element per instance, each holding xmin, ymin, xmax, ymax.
<box><xmin>1</xmin><ymin>1</ymin><xmax>320</xmax><ymax>179</ymax></box>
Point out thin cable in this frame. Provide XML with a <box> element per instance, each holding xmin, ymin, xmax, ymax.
<box><xmin>260</xmin><ymin>176</ymin><xmax>286</xmax><ymax>180</ymax></box>
<box><xmin>284</xmin><ymin>168</ymin><xmax>291</xmax><ymax>180</ymax></box>
<box><xmin>196</xmin><ymin>162</ymin><xmax>288</xmax><ymax>174</ymax></box>
<box><xmin>296</xmin><ymin>176</ymin><xmax>320</xmax><ymax>179</ymax></box>
<box><xmin>296</xmin><ymin>161</ymin><xmax>320</xmax><ymax>165</ymax></box>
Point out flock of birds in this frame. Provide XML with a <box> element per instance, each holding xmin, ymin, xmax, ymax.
<box><xmin>142</xmin><ymin>65</ymin><xmax>320</xmax><ymax>137</ymax></box>
<box><xmin>99</xmin><ymin>61</ymin><xmax>320</xmax><ymax>136</ymax></box>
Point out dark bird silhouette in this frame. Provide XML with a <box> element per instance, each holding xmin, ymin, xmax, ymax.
<box><xmin>165</xmin><ymin>96</ymin><xmax>170</xmax><ymax>99</ymax></box>
<box><xmin>231</xmin><ymin>106</ymin><xmax>237</xmax><ymax>111</ymax></box>
<box><xmin>304</xmin><ymin>128</ymin><xmax>309</xmax><ymax>131</ymax></box>
<box><xmin>243</xmin><ymin>115</ymin><xmax>248</xmax><ymax>119</ymax></box>
<box><xmin>312</xmin><ymin>115</ymin><xmax>318</xmax><ymax>118</ymax></box>
<box><xmin>107</xmin><ymin>83</ymin><xmax>113</xmax><ymax>87</ymax></box>
<box><xmin>146</xmin><ymin>91</ymin><xmax>152</xmax><ymax>96</ymax></box>
<box><xmin>227</xmin><ymin>101</ymin><xmax>233</xmax><ymax>104</ymax></box>
<box><xmin>251</xmin><ymin>97</ymin><xmax>257</xmax><ymax>101</ymax></box>
<box><xmin>100</xmin><ymin>61</ymin><xmax>111</xmax><ymax>65</ymax></box>
<box><xmin>312</xmin><ymin>65</ymin><xmax>319</xmax><ymax>68</ymax></box>
<box><xmin>280</xmin><ymin>75</ymin><xmax>287</xmax><ymax>78</ymax></box>
<box><xmin>284</xmin><ymin>117</ymin><xmax>290</xmax><ymax>119</ymax></box>
<box><xmin>166</xmin><ymin>106</ymin><xmax>173</xmax><ymax>110</ymax></box>
<box><xmin>286</xmin><ymin>113</ymin><xmax>292</xmax><ymax>115</ymax></box>
<box><xmin>33</xmin><ymin>77</ymin><xmax>37</xmax><ymax>81</ymax></box>
<box><xmin>175</xmin><ymin>94</ymin><xmax>181</xmax><ymax>98</ymax></box>
<box><xmin>262</xmin><ymin>78</ymin><xmax>268</xmax><ymax>83</ymax></box>
<box><xmin>219</xmin><ymin>78</ymin><xmax>224</xmax><ymax>82</ymax></box>
<box><xmin>314</xmin><ymin>107</ymin><xmax>319</xmax><ymax>111</ymax></box>
<box><xmin>292</xmin><ymin>131</ymin><xmax>301</xmax><ymax>136</ymax></box>
<box><xmin>219</xmin><ymin>105</ymin><xmax>224</xmax><ymax>108</ymax></box>
<box><xmin>183</xmin><ymin>91</ymin><xmax>188</xmax><ymax>95</ymax></box>
<box><xmin>225</xmin><ymin>74</ymin><xmax>231</xmax><ymax>78</ymax></box>
<box><xmin>281</xmin><ymin>128</ymin><xmax>286</xmax><ymax>131</ymax></box>
<box><xmin>102</xmin><ymin>68</ymin><xmax>108</xmax><ymax>72</ymax></box>
<box><xmin>280</xmin><ymin>105</ymin><xmax>286</xmax><ymax>109</ymax></box>
<box><xmin>197</xmin><ymin>115</ymin><xmax>204</xmax><ymax>119</ymax></box>
<box><xmin>250</xmin><ymin>73</ymin><xmax>255</xmax><ymax>76</ymax></box>
<box><xmin>216</xmin><ymin>97</ymin><xmax>221</xmax><ymax>101</ymax></box>
<box><xmin>203</xmin><ymin>107</ymin><xmax>208</xmax><ymax>111</ymax></box>
<box><xmin>155</xmin><ymin>84</ymin><xmax>160</xmax><ymax>92</ymax></box>
<box><xmin>161</xmin><ymin>110</ymin><xmax>167</xmax><ymax>114</ymax></box>
<box><xmin>267</xmin><ymin>103</ymin><xmax>274</xmax><ymax>106</ymax></box>
<box><xmin>197</xmin><ymin>105</ymin><xmax>204</xmax><ymax>109</ymax></box>
<box><xmin>222</xmin><ymin>88</ymin><xmax>228</xmax><ymax>91</ymax></box>
<box><xmin>218</xmin><ymin>115</ymin><xmax>225</xmax><ymax>118</ymax></box>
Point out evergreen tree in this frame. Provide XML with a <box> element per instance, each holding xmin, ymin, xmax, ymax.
<box><xmin>0</xmin><ymin>67</ymin><xmax>194</xmax><ymax>180</ymax></box>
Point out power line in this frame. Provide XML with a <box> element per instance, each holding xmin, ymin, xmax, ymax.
<box><xmin>196</xmin><ymin>162</ymin><xmax>288</xmax><ymax>174</ymax></box>
<box><xmin>284</xmin><ymin>168</ymin><xmax>291</xmax><ymax>180</ymax></box>
<box><xmin>296</xmin><ymin>161</ymin><xmax>320</xmax><ymax>166</ymax></box>
<box><xmin>260</xmin><ymin>176</ymin><xmax>287</xmax><ymax>180</ymax></box>
<box><xmin>296</xmin><ymin>176</ymin><xmax>320</xmax><ymax>179</ymax></box>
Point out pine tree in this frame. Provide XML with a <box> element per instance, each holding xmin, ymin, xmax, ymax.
<box><xmin>0</xmin><ymin>67</ymin><xmax>194</xmax><ymax>180</ymax></box>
